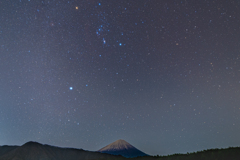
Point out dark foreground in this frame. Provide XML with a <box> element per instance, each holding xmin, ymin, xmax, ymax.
<box><xmin>0</xmin><ymin>141</ymin><xmax>239</xmax><ymax>160</ymax></box>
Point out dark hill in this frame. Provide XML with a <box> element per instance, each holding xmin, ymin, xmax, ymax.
<box><xmin>130</xmin><ymin>147</ymin><xmax>240</xmax><ymax>160</ymax></box>
<box><xmin>0</xmin><ymin>145</ymin><xmax>18</xmax><ymax>157</ymax></box>
<box><xmin>0</xmin><ymin>141</ymin><xmax>125</xmax><ymax>160</ymax></box>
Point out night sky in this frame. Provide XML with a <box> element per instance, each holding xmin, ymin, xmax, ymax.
<box><xmin>1</xmin><ymin>0</ymin><xmax>240</xmax><ymax>156</ymax></box>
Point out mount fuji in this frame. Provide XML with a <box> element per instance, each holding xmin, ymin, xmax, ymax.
<box><xmin>98</xmin><ymin>139</ymin><xmax>149</xmax><ymax>158</ymax></box>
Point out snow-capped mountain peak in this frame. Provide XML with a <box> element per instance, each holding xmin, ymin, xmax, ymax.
<box><xmin>98</xmin><ymin>139</ymin><xmax>149</xmax><ymax>158</ymax></box>
<box><xmin>98</xmin><ymin>139</ymin><xmax>134</xmax><ymax>151</ymax></box>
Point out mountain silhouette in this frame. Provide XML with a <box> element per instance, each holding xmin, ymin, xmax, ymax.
<box><xmin>98</xmin><ymin>139</ymin><xmax>149</xmax><ymax>158</ymax></box>
<box><xmin>1</xmin><ymin>141</ymin><xmax>240</xmax><ymax>160</ymax></box>
<box><xmin>0</xmin><ymin>141</ymin><xmax>124</xmax><ymax>160</ymax></box>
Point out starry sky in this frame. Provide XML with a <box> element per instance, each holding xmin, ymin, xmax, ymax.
<box><xmin>1</xmin><ymin>0</ymin><xmax>240</xmax><ymax>156</ymax></box>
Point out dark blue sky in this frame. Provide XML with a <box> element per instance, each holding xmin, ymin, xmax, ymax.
<box><xmin>0</xmin><ymin>0</ymin><xmax>240</xmax><ymax>156</ymax></box>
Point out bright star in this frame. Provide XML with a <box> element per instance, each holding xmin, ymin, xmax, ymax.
<box><xmin>103</xmin><ymin>38</ymin><xmax>106</xmax><ymax>44</ymax></box>
<box><xmin>69</xmin><ymin>87</ymin><xmax>73</xmax><ymax>90</ymax></box>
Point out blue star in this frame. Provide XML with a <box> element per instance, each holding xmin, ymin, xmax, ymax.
<box><xmin>69</xmin><ymin>87</ymin><xmax>73</xmax><ymax>90</ymax></box>
<box><xmin>103</xmin><ymin>38</ymin><xmax>106</xmax><ymax>44</ymax></box>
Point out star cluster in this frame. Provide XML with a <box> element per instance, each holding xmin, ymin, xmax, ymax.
<box><xmin>0</xmin><ymin>0</ymin><xmax>240</xmax><ymax>156</ymax></box>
